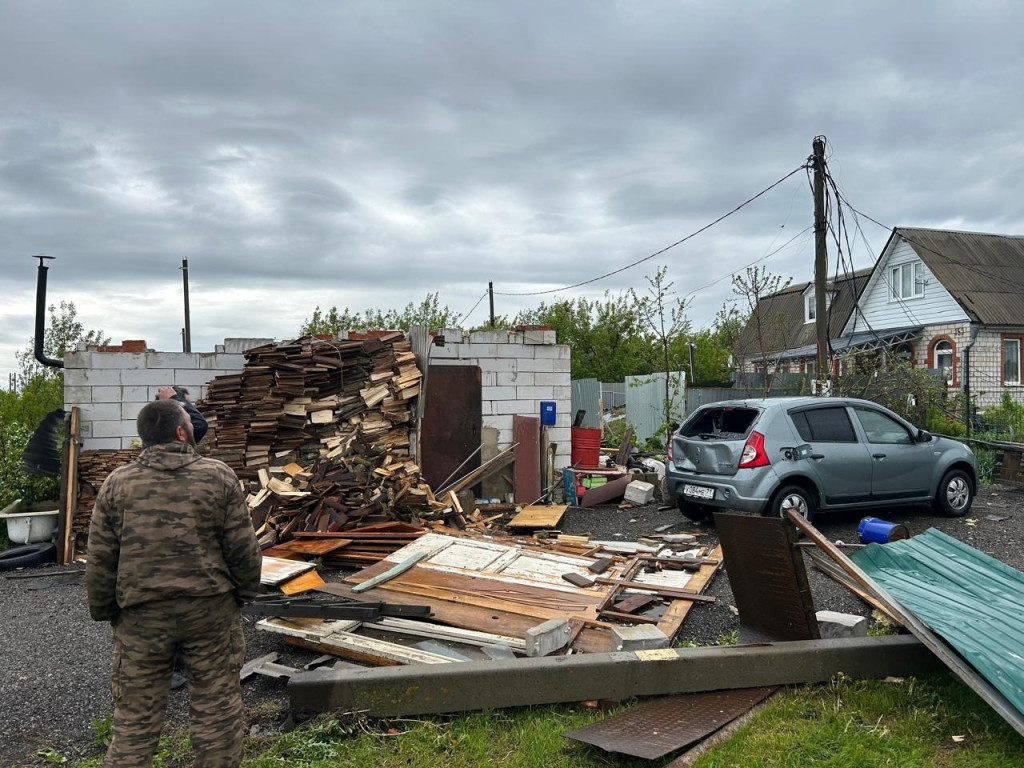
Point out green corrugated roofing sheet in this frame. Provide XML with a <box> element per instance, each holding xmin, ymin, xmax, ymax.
<box><xmin>850</xmin><ymin>528</ymin><xmax>1024</xmax><ymax>715</ymax></box>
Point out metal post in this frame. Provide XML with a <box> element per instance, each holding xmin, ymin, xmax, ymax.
<box><xmin>488</xmin><ymin>282</ymin><xmax>495</xmax><ymax>328</ymax></box>
<box><xmin>181</xmin><ymin>258</ymin><xmax>192</xmax><ymax>353</ymax></box>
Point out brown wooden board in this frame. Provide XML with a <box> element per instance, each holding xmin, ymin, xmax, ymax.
<box><xmin>513</xmin><ymin>415</ymin><xmax>541</xmax><ymax>503</ymax></box>
<box><xmin>507</xmin><ymin>504</ymin><xmax>567</xmax><ymax>529</ymax></box>
<box><xmin>420</xmin><ymin>365</ymin><xmax>481</xmax><ymax>489</ymax></box>
<box><xmin>656</xmin><ymin>545</ymin><xmax>723</xmax><ymax>642</ymax></box>
<box><xmin>267</xmin><ymin>538</ymin><xmax>353</xmax><ymax>556</ymax></box>
<box><xmin>261</xmin><ymin>556</ymin><xmax>315</xmax><ymax>586</ymax></box>
<box><xmin>714</xmin><ymin>514</ymin><xmax>819</xmax><ymax>642</ymax></box>
<box><xmin>279</xmin><ymin>569</ymin><xmax>326</xmax><ymax>595</ymax></box>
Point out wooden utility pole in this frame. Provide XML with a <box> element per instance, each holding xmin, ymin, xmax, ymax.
<box><xmin>488</xmin><ymin>281</ymin><xmax>495</xmax><ymax>328</ymax></box>
<box><xmin>812</xmin><ymin>137</ymin><xmax>828</xmax><ymax>385</ymax></box>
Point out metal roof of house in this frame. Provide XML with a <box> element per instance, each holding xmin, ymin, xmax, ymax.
<box><xmin>851</xmin><ymin>528</ymin><xmax>1024</xmax><ymax>720</ymax></box>
<box><xmin>895</xmin><ymin>227</ymin><xmax>1024</xmax><ymax>326</ymax></box>
<box><xmin>733</xmin><ymin>269</ymin><xmax>871</xmax><ymax>361</ymax></box>
<box><xmin>780</xmin><ymin>326</ymin><xmax>921</xmax><ymax>361</ymax></box>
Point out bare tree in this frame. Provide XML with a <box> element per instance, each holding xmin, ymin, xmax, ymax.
<box><xmin>731</xmin><ymin>266</ymin><xmax>792</xmax><ymax>396</ymax></box>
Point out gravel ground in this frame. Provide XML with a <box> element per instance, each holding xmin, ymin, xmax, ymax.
<box><xmin>2</xmin><ymin>483</ymin><xmax>1022</xmax><ymax>766</ymax></box>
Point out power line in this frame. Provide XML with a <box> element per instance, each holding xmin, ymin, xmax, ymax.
<box><xmin>493</xmin><ymin>163</ymin><xmax>808</xmax><ymax>297</ymax></box>
<box><xmin>455</xmin><ymin>290</ymin><xmax>490</xmax><ymax>327</ymax></box>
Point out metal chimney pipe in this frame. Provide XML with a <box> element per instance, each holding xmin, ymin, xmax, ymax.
<box><xmin>33</xmin><ymin>254</ymin><xmax>64</xmax><ymax>369</ymax></box>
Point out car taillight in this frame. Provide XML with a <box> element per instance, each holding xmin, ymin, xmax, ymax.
<box><xmin>738</xmin><ymin>431</ymin><xmax>770</xmax><ymax>468</ymax></box>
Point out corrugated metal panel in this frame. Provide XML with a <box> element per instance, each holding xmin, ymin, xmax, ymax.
<box><xmin>625</xmin><ymin>372</ymin><xmax>685</xmax><ymax>445</ymax></box>
<box><xmin>570</xmin><ymin>378</ymin><xmax>601</xmax><ymax>429</ymax></box>
<box><xmin>851</xmin><ymin>528</ymin><xmax>1024</xmax><ymax>717</ymax></box>
<box><xmin>899</xmin><ymin>228</ymin><xmax>1024</xmax><ymax>326</ymax></box>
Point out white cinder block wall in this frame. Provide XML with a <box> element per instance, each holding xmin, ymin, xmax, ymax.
<box><xmin>427</xmin><ymin>328</ymin><xmax>573</xmax><ymax>470</ymax></box>
<box><xmin>63</xmin><ymin>338</ymin><xmax>269</xmax><ymax>450</ymax></box>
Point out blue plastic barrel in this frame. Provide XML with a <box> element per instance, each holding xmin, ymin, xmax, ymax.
<box><xmin>857</xmin><ymin>517</ymin><xmax>910</xmax><ymax>544</ymax></box>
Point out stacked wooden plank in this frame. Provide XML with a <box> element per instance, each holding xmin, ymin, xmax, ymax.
<box><xmin>73</xmin><ymin>449</ymin><xmax>139</xmax><ymax>550</ymax></box>
<box><xmin>199</xmin><ymin>333</ymin><xmax>452</xmax><ymax>550</ymax></box>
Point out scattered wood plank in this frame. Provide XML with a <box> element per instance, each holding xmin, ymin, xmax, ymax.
<box><xmin>507</xmin><ymin>504</ymin><xmax>569</xmax><ymax>529</ymax></box>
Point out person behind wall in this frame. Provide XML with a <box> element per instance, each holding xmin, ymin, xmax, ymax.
<box><xmin>156</xmin><ymin>385</ymin><xmax>208</xmax><ymax>443</ymax></box>
<box><xmin>86</xmin><ymin>398</ymin><xmax>261</xmax><ymax>767</ymax></box>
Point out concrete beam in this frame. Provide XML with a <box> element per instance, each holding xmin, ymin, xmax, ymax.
<box><xmin>288</xmin><ymin>635</ymin><xmax>940</xmax><ymax>718</ymax></box>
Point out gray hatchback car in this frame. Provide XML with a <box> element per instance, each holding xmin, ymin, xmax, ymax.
<box><xmin>666</xmin><ymin>397</ymin><xmax>977</xmax><ymax>523</ymax></box>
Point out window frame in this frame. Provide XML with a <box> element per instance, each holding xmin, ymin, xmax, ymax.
<box><xmin>1003</xmin><ymin>335</ymin><xmax>1023</xmax><ymax>386</ymax></box>
<box><xmin>889</xmin><ymin>261</ymin><xmax>925</xmax><ymax>301</ymax></box>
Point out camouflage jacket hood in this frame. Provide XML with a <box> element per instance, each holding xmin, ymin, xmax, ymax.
<box><xmin>85</xmin><ymin>442</ymin><xmax>262</xmax><ymax>621</ymax></box>
<box><xmin>136</xmin><ymin>442</ymin><xmax>204</xmax><ymax>472</ymax></box>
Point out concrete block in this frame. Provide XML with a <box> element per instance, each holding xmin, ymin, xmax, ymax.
<box><xmin>120</xmin><ymin>386</ymin><xmax>150</xmax><ymax>403</ymax></box>
<box><xmin>611</xmin><ymin>625</ymin><xmax>670</xmax><ymax>651</ymax></box>
<box><xmin>121</xmin><ymin>436</ymin><xmax>143</xmax><ymax>450</ymax></box>
<box><xmin>428</xmin><ymin>358</ymin><xmax>469</xmax><ymax>367</ymax></box>
<box><xmin>122</xmin><ymin>402</ymin><xmax>146</xmax><ymax>421</ymax></box>
<box><xmin>515</xmin><ymin>357</ymin><xmax>556</xmax><ymax>373</ymax></box>
<box><xmin>534</xmin><ymin>372</ymin><xmax>566</xmax><ymax>386</ymax></box>
<box><xmin>816</xmin><ymin>611</ymin><xmax>868</xmax><ymax>639</ymax></box>
<box><xmin>482</xmin><ymin>386</ymin><xmax>517</xmax><ymax>401</ymax></box>
<box><xmin>625</xmin><ymin>480</ymin><xmax>655</xmax><ymax>505</ymax></box>
<box><xmin>90</xmin><ymin>386</ymin><xmax>123</xmax><ymax>403</ymax></box>
<box><xmin>428</xmin><ymin>342</ymin><xmax>460</xmax><ymax>359</ymax></box>
<box><xmin>469</xmin><ymin>330</ymin><xmax>510</xmax><ymax>345</ymax></box>
<box><xmin>552</xmin><ymin>358</ymin><xmax>572</xmax><ymax>373</ymax></box>
<box><xmin>496</xmin><ymin>343</ymin><xmax>535</xmax><ymax>359</ymax></box>
<box><xmin>481</xmin><ymin>371</ymin><xmax>497</xmax><ymax>387</ymax></box>
<box><xmin>63</xmin><ymin>350</ymin><xmax>91</xmax><ymax>369</ymax></box>
<box><xmin>496</xmin><ymin>371</ymin><xmax>533</xmax><ymax>387</ymax></box>
<box><xmin>516</xmin><ymin>386</ymin><xmax>554</xmax><ymax>400</ymax></box>
<box><xmin>146</xmin><ymin>352</ymin><xmax>199</xmax><ymax>369</ymax></box>
<box><xmin>120</xmin><ymin>368</ymin><xmax>175</xmax><ymax>386</ymax></box>
<box><xmin>547</xmin><ymin>427</ymin><xmax>571</xmax><ymax>446</ymax></box>
<box><xmin>483</xmin><ymin>414</ymin><xmax>514</xmax><ymax>432</ymax></box>
<box><xmin>525</xmin><ymin>619</ymin><xmax>572</xmax><ymax>657</ymax></box>
<box><xmin>523</xmin><ymin>329</ymin><xmax>557</xmax><ymax>345</ymax></box>
<box><xmin>223</xmin><ymin>338</ymin><xmax>274</xmax><ymax>354</ymax></box>
<box><xmin>213</xmin><ymin>353</ymin><xmax>247</xmax><ymax>370</ymax></box>
<box><xmin>82</xmin><ymin>437</ymin><xmax>122</xmax><ymax>450</ymax></box>
<box><xmin>83</xmin><ymin>403</ymin><xmax>122</xmax><ymax>421</ymax></box>
<box><xmin>173</xmin><ymin>370</ymin><xmax>216</xmax><ymax>388</ymax></box>
<box><xmin>464</xmin><ymin>343</ymin><xmax>498</xmax><ymax>358</ymax></box>
<box><xmin>64</xmin><ymin>386</ymin><xmax>92</xmax><ymax>404</ymax></box>
<box><xmin>90</xmin><ymin>420</ymin><xmax>134</xmax><ymax>439</ymax></box>
<box><xmin>90</xmin><ymin>352</ymin><xmax>147</xmax><ymax>370</ymax></box>
<box><xmin>477</xmin><ymin>358</ymin><xmax>516</xmax><ymax>373</ymax></box>
<box><xmin>492</xmin><ymin>399</ymin><xmax>526</xmax><ymax>415</ymax></box>
<box><xmin>552</xmin><ymin>385</ymin><xmax>572</xmax><ymax>399</ymax></box>
<box><xmin>62</xmin><ymin>368</ymin><xmax>89</xmax><ymax>387</ymax></box>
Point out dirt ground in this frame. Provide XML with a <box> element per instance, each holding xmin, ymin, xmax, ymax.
<box><xmin>1</xmin><ymin>482</ymin><xmax>1021</xmax><ymax>766</ymax></box>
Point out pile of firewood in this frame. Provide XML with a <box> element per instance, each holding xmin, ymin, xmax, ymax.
<box><xmin>74</xmin><ymin>449</ymin><xmax>140</xmax><ymax>548</ymax></box>
<box><xmin>201</xmin><ymin>333</ymin><xmax>454</xmax><ymax>547</ymax></box>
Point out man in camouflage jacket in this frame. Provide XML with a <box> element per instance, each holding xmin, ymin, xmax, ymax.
<box><xmin>86</xmin><ymin>398</ymin><xmax>261</xmax><ymax>767</ymax></box>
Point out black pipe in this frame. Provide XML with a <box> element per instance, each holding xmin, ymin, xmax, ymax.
<box><xmin>34</xmin><ymin>254</ymin><xmax>64</xmax><ymax>369</ymax></box>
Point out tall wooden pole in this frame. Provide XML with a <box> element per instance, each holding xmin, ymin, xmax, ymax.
<box><xmin>812</xmin><ymin>137</ymin><xmax>828</xmax><ymax>382</ymax></box>
<box><xmin>488</xmin><ymin>281</ymin><xmax>495</xmax><ymax>328</ymax></box>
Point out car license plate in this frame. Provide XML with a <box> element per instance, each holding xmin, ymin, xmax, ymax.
<box><xmin>683</xmin><ymin>484</ymin><xmax>714</xmax><ymax>500</ymax></box>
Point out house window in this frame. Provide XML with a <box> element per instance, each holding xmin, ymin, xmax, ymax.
<box><xmin>804</xmin><ymin>290</ymin><xmax>834</xmax><ymax>324</ymax></box>
<box><xmin>889</xmin><ymin>261</ymin><xmax>925</xmax><ymax>300</ymax></box>
<box><xmin>932</xmin><ymin>339</ymin><xmax>954</xmax><ymax>385</ymax></box>
<box><xmin>1004</xmin><ymin>337</ymin><xmax>1022</xmax><ymax>385</ymax></box>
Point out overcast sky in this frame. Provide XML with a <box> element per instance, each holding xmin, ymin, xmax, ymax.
<box><xmin>2</xmin><ymin>0</ymin><xmax>1023</xmax><ymax>386</ymax></box>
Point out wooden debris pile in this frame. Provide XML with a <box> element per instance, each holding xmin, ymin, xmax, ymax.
<box><xmin>73</xmin><ymin>449</ymin><xmax>139</xmax><ymax>549</ymax></box>
<box><xmin>201</xmin><ymin>333</ymin><xmax>449</xmax><ymax>550</ymax></box>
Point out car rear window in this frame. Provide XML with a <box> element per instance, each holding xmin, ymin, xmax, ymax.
<box><xmin>789</xmin><ymin>407</ymin><xmax>857</xmax><ymax>443</ymax></box>
<box><xmin>680</xmin><ymin>407</ymin><xmax>759</xmax><ymax>439</ymax></box>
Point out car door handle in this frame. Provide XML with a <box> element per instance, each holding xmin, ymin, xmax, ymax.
<box><xmin>810</xmin><ymin>453</ymin><xmax>825</xmax><ymax>460</ymax></box>
<box><xmin>872</xmin><ymin>453</ymin><xmax>887</xmax><ymax>459</ymax></box>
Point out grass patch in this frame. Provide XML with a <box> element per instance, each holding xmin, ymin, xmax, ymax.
<box><xmin>68</xmin><ymin>673</ymin><xmax>1024</xmax><ymax>767</ymax></box>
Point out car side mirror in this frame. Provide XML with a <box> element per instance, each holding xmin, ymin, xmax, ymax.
<box><xmin>917</xmin><ymin>430</ymin><xmax>932</xmax><ymax>443</ymax></box>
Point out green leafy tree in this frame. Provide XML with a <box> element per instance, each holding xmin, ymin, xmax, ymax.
<box><xmin>515</xmin><ymin>293</ymin><xmax>655</xmax><ymax>381</ymax></box>
<box><xmin>301</xmin><ymin>293</ymin><xmax>460</xmax><ymax>336</ymax></box>
<box><xmin>15</xmin><ymin>301</ymin><xmax>108</xmax><ymax>384</ymax></box>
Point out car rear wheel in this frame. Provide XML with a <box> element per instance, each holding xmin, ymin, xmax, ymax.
<box><xmin>677</xmin><ymin>498</ymin><xmax>711</xmax><ymax>523</ymax></box>
<box><xmin>768</xmin><ymin>484</ymin><xmax>815</xmax><ymax>524</ymax></box>
<box><xmin>933</xmin><ymin>468</ymin><xmax>974</xmax><ymax>517</ymax></box>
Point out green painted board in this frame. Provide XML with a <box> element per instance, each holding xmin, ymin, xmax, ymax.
<box><xmin>850</xmin><ymin>528</ymin><xmax>1024</xmax><ymax>717</ymax></box>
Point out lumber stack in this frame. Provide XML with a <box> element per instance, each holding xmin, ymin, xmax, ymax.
<box><xmin>73</xmin><ymin>449</ymin><xmax>139</xmax><ymax>546</ymax></box>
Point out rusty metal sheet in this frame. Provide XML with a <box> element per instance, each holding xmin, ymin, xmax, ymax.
<box><xmin>714</xmin><ymin>512</ymin><xmax>819</xmax><ymax>642</ymax></box>
<box><xmin>564</xmin><ymin>687</ymin><xmax>777</xmax><ymax>759</ymax></box>
<box><xmin>420</xmin><ymin>365</ymin><xmax>481</xmax><ymax>489</ymax></box>
<box><xmin>513</xmin><ymin>415</ymin><xmax>540</xmax><ymax>503</ymax></box>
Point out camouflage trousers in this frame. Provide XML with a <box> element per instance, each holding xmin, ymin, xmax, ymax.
<box><xmin>103</xmin><ymin>592</ymin><xmax>246</xmax><ymax>768</ymax></box>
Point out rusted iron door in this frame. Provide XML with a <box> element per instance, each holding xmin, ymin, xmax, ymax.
<box><xmin>420</xmin><ymin>365</ymin><xmax>482</xmax><ymax>490</ymax></box>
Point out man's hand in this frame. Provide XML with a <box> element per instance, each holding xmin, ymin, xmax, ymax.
<box><xmin>156</xmin><ymin>386</ymin><xmax>177</xmax><ymax>400</ymax></box>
